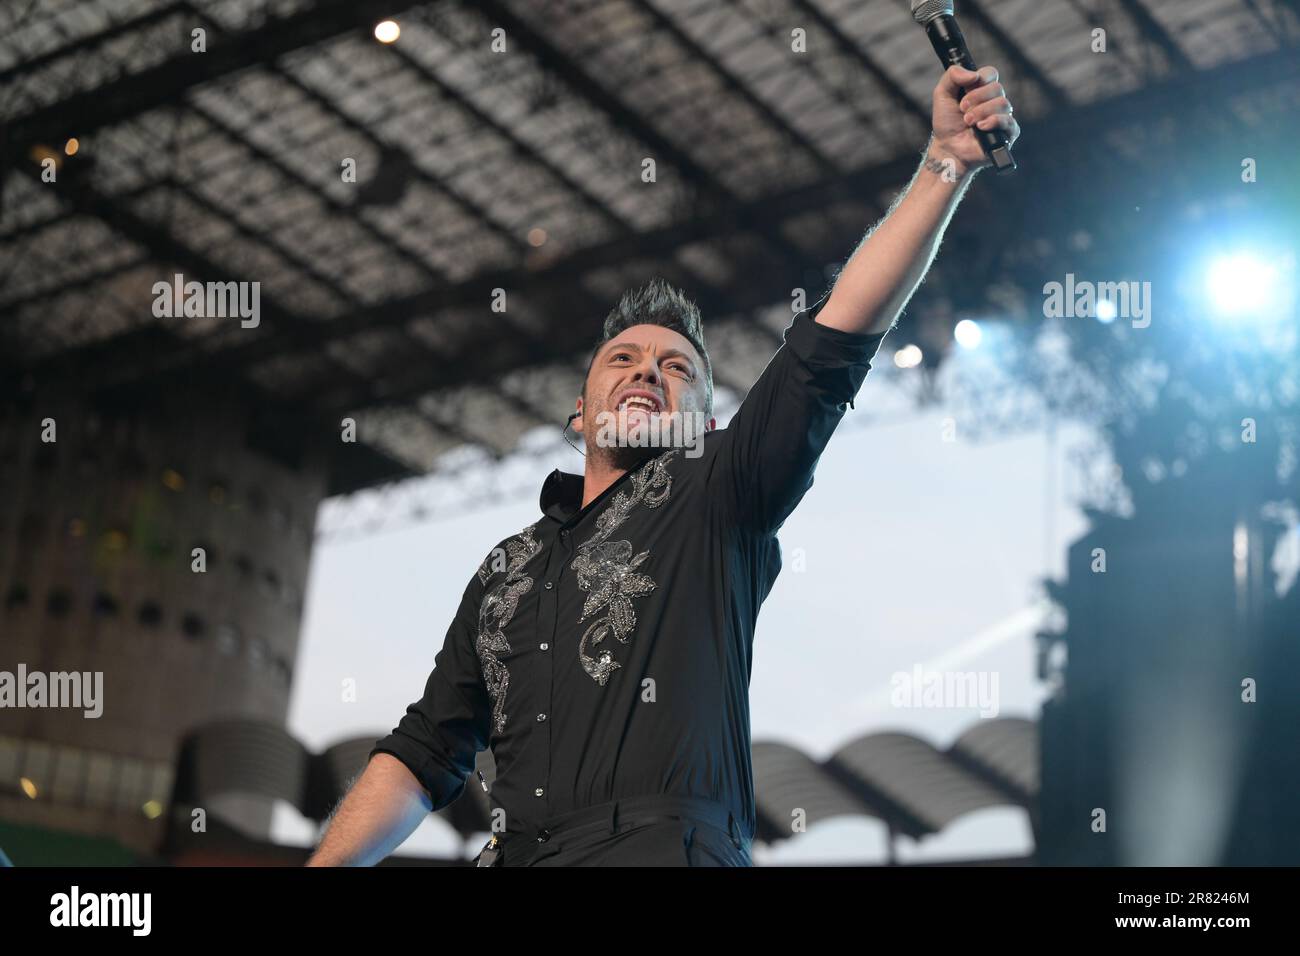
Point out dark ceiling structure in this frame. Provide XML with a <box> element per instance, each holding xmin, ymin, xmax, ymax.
<box><xmin>2</xmin><ymin>0</ymin><xmax>1297</xmax><ymax>495</ymax></box>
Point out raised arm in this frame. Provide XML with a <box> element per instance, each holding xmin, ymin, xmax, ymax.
<box><xmin>816</xmin><ymin>64</ymin><xmax>1020</xmax><ymax>336</ymax></box>
<box><xmin>706</xmin><ymin>66</ymin><xmax>1018</xmax><ymax>535</ymax></box>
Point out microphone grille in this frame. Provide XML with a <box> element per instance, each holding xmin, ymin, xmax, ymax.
<box><xmin>910</xmin><ymin>0</ymin><xmax>954</xmax><ymax>23</ymax></box>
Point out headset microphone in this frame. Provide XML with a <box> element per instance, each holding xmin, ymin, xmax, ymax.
<box><xmin>563</xmin><ymin>411</ymin><xmax>586</xmax><ymax>457</ymax></box>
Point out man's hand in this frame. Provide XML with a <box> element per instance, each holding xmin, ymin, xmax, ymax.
<box><xmin>929</xmin><ymin>64</ymin><xmax>1020</xmax><ymax>177</ymax></box>
<box><xmin>813</xmin><ymin>64</ymin><xmax>1015</xmax><ymax>335</ymax></box>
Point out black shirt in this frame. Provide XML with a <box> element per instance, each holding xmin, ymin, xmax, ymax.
<box><xmin>370</xmin><ymin>295</ymin><xmax>888</xmax><ymax>842</ymax></box>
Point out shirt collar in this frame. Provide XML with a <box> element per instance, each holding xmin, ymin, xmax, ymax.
<box><xmin>540</xmin><ymin>468</ymin><xmax>585</xmax><ymax>523</ymax></box>
<box><xmin>541</xmin><ymin>451</ymin><xmax>674</xmax><ymax>525</ymax></box>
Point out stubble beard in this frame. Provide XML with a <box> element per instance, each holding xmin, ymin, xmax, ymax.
<box><xmin>583</xmin><ymin>398</ymin><xmax>664</xmax><ymax>472</ymax></box>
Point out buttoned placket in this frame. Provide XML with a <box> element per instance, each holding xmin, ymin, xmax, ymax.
<box><xmin>531</xmin><ymin>520</ymin><xmax>575</xmax><ymax>814</ymax></box>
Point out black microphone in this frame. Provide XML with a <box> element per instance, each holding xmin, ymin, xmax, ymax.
<box><xmin>910</xmin><ymin>0</ymin><xmax>1017</xmax><ymax>174</ymax></box>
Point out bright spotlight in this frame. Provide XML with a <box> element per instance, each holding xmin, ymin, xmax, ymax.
<box><xmin>1207</xmin><ymin>253</ymin><xmax>1282</xmax><ymax>316</ymax></box>
<box><xmin>374</xmin><ymin>20</ymin><xmax>400</xmax><ymax>43</ymax></box>
<box><xmin>1095</xmin><ymin>299</ymin><xmax>1118</xmax><ymax>323</ymax></box>
<box><xmin>894</xmin><ymin>344</ymin><xmax>923</xmax><ymax>369</ymax></box>
<box><xmin>954</xmin><ymin>319</ymin><xmax>982</xmax><ymax>349</ymax></box>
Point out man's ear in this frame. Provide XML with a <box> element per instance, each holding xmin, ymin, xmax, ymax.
<box><xmin>571</xmin><ymin>397</ymin><xmax>584</xmax><ymax>432</ymax></box>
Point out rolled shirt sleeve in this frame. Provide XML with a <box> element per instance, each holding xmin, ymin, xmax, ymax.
<box><xmin>709</xmin><ymin>290</ymin><xmax>890</xmax><ymax>534</ymax></box>
<box><xmin>368</xmin><ymin>573</ymin><xmax>490</xmax><ymax>811</ymax></box>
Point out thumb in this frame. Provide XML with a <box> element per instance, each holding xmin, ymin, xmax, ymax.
<box><xmin>938</xmin><ymin>64</ymin><xmax>980</xmax><ymax>95</ymax></box>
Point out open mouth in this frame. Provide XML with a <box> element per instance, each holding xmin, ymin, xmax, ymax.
<box><xmin>616</xmin><ymin>391</ymin><xmax>664</xmax><ymax>414</ymax></box>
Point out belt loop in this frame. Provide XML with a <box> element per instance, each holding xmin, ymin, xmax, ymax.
<box><xmin>727</xmin><ymin>811</ymin><xmax>742</xmax><ymax>848</ymax></box>
<box><xmin>608</xmin><ymin>799</ymin><xmax>621</xmax><ymax>835</ymax></box>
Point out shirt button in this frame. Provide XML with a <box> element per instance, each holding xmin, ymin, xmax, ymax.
<box><xmin>540</xmin><ymin>643</ymin><xmax>549</xmax><ymax>651</ymax></box>
<box><xmin>544</xmin><ymin>581</ymin><xmax>554</xmax><ymax>590</ymax></box>
<box><xmin>536</xmin><ymin>828</ymin><xmax>550</xmax><ymax>843</ymax></box>
<box><xmin>536</xmin><ymin>713</ymin><xmax>547</xmax><ymax>722</ymax></box>
<box><xmin>560</xmin><ymin>530</ymin><xmax>570</xmax><ymax>541</ymax></box>
<box><xmin>534</xmin><ymin>787</ymin><xmax>545</xmax><ymax>797</ymax></box>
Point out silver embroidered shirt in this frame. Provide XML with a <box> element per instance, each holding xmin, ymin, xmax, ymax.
<box><xmin>370</xmin><ymin>296</ymin><xmax>888</xmax><ymax>843</ymax></box>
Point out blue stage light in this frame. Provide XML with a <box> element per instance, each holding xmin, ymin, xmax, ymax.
<box><xmin>954</xmin><ymin>319</ymin><xmax>982</xmax><ymax>349</ymax></box>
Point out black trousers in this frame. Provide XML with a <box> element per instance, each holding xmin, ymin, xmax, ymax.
<box><xmin>473</xmin><ymin>794</ymin><xmax>753</xmax><ymax>867</ymax></box>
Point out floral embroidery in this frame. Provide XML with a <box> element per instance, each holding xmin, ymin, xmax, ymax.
<box><xmin>476</xmin><ymin>523</ymin><xmax>541</xmax><ymax>734</ymax></box>
<box><xmin>571</xmin><ymin>449</ymin><xmax>679</xmax><ymax>684</ymax></box>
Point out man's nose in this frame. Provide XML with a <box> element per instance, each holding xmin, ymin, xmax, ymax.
<box><xmin>632</xmin><ymin>358</ymin><xmax>660</xmax><ymax>385</ymax></box>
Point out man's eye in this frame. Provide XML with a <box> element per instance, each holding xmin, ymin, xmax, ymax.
<box><xmin>667</xmin><ymin>362</ymin><xmax>689</xmax><ymax>374</ymax></box>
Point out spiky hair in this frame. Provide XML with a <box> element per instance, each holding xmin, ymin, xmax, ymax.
<box><xmin>583</xmin><ymin>277</ymin><xmax>714</xmax><ymax>413</ymax></box>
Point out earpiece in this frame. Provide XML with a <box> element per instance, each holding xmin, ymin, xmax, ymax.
<box><xmin>563</xmin><ymin>411</ymin><xmax>585</xmax><ymax>457</ymax></box>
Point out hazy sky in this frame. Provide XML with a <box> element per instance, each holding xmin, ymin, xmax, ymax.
<box><xmin>278</xmin><ymin>352</ymin><xmax>1092</xmax><ymax>864</ymax></box>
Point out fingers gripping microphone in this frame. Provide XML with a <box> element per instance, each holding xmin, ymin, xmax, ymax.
<box><xmin>911</xmin><ymin>0</ymin><xmax>1017</xmax><ymax>174</ymax></box>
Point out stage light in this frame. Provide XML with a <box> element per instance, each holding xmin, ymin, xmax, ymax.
<box><xmin>894</xmin><ymin>344</ymin><xmax>923</xmax><ymax>369</ymax></box>
<box><xmin>29</xmin><ymin>144</ymin><xmax>61</xmax><ymax>169</ymax></box>
<box><xmin>1206</xmin><ymin>253</ymin><xmax>1283</xmax><ymax>317</ymax></box>
<box><xmin>528</xmin><ymin>227</ymin><xmax>548</xmax><ymax>247</ymax></box>
<box><xmin>374</xmin><ymin>20</ymin><xmax>400</xmax><ymax>43</ymax></box>
<box><xmin>954</xmin><ymin>319</ymin><xmax>982</xmax><ymax>349</ymax></box>
<box><xmin>64</xmin><ymin>137</ymin><xmax>79</xmax><ymax>156</ymax></box>
<box><xmin>20</xmin><ymin>777</ymin><xmax>38</xmax><ymax>799</ymax></box>
<box><xmin>1095</xmin><ymin>298</ymin><xmax>1118</xmax><ymax>323</ymax></box>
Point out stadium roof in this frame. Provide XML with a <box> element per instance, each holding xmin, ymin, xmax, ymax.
<box><xmin>3</xmin><ymin>0</ymin><xmax>1297</xmax><ymax>493</ymax></box>
<box><xmin>169</xmin><ymin>715</ymin><xmax>1039</xmax><ymax>848</ymax></box>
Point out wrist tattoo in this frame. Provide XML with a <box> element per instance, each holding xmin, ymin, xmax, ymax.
<box><xmin>924</xmin><ymin>153</ymin><xmax>962</xmax><ymax>183</ymax></box>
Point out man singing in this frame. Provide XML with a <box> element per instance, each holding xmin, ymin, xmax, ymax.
<box><xmin>307</xmin><ymin>64</ymin><xmax>1018</xmax><ymax>866</ymax></box>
